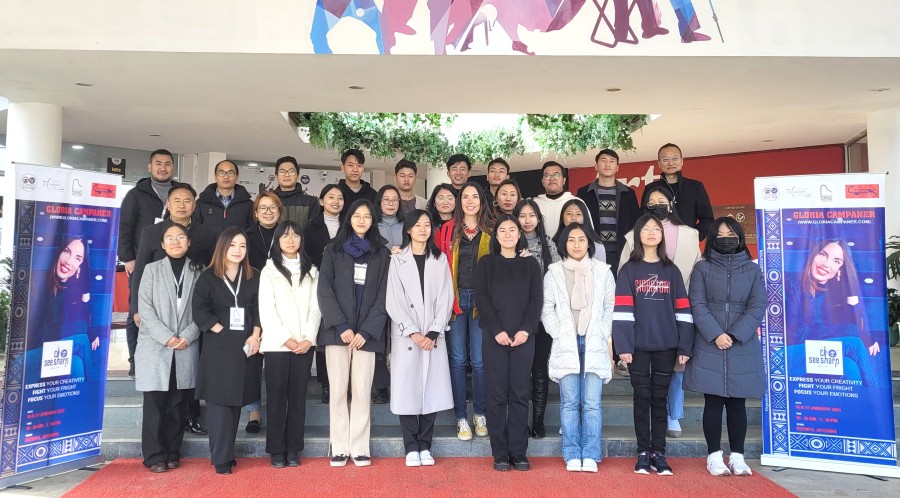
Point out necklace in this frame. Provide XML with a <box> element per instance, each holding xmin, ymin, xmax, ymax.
<box><xmin>463</xmin><ymin>223</ymin><xmax>479</xmax><ymax>240</ymax></box>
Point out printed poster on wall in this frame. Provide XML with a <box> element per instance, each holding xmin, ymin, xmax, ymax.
<box><xmin>755</xmin><ymin>173</ymin><xmax>898</xmax><ymax>477</ymax></box>
<box><xmin>0</xmin><ymin>164</ymin><xmax>121</xmax><ymax>487</ymax></box>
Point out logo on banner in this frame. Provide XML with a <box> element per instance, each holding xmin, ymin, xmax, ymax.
<box><xmin>72</xmin><ymin>179</ymin><xmax>83</xmax><ymax>197</ymax></box>
<box><xmin>91</xmin><ymin>183</ymin><xmax>117</xmax><ymax>198</ymax></box>
<box><xmin>805</xmin><ymin>340</ymin><xmax>843</xmax><ymax>376</ymax></box>
<box><xmin>819</xmin><ymin>184</ymin><xmax>833</xmax><ymax>202</ymax></box>
<box><xmin>763</xmin><ymin>185</ymin><xmax>779</xmax><ymax>201</ymax></box>
<box><xmin>20</xmin><ymin>174</ymin><xmax>37</xmax><ymax>192</ymax></box>
<box><xmin>845</xmin><ymin>184</ymin><xmax>880</xmax><ymax>199</ymax></box>
<box><xmin>43</xmin><ymin>178</ymin><xmax>65</xmax><ymax>192</ymax></box>
<box><xmin>786</xmin><ymin>186</ymin><xmax>812</xmax><ymax>199</ymax></box>
<box><xmin>41</xmin><ymin>340</ymin><xmax>73</xmax><ymax>378</ymax></box>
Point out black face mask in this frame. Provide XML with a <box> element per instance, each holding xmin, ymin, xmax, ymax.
<box><xmin>714</xmin><ymin>236</ymin><xmax>740</xmax><ymax>254</ymax></box>
<box><xmin>647</xmin><ymin>204</ymin><xmax>670</xmax><ymax>220</ymax></box>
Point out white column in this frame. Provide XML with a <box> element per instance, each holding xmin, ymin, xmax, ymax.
<box><xmin>867</xmin><ymin>109</ymin><xmax>900</xmax><ymax>240</ymax></box>
<box><xmin>2</xmin><ymin>102</ymin><xmax>63</xmax><ymax>258</ymax></box>
<box><xmin>426</xmin><ymin>165</ymin><xmax>451</xmax><ymax>194</ymax></box>
<box><xmin>178</xmin><ymin>152</ymin><xmax>226</xmax><ymax>190</ymax></box>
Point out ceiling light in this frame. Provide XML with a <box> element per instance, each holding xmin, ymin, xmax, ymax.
<box><xmin>75</xmin><ymin>82</ymin><xmax>93</xmax><ymax>87</ymax></box>
<box><xmin>149</xmin><ymin>134</ymin><xmax>161</xmax><ymax>137</ymax></box>
<box><xmin>71</xmin><ymin>145</ymin><xmax>84</xmax><ymax>150</ymax></box>
<box><xmin>870</xmin><ymin>87</ymin><xmax>890</xmax><ymax>92</ymax></box>
<box><xmin>762</xmin><ymin>139</ymin><xmax>774</xmax><ymax>143</ymax></box>
<box><xmin>348</xmin><ymin>85</ymin><xmax>365</xmax><ymax>90</ymax></box>
<box><xmin>604</xmin><ymin>87</ymin><xmax>622</xmax><ymax>92</ymax></box>
<box><xmin>248</xmin><ymin>163</ymin><xmax>258</xmax><ymax>167</ymax></box>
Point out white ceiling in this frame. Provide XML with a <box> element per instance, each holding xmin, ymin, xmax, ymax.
<box><xmin>1</xmin><ymin>51</ymin><xmax>899</xmax><ymax>174</ymax></box>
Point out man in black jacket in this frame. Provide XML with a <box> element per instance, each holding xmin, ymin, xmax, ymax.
<box><xmin>576</xmin><ymin>149</ymin><xmax>641</xmax><ymax>276</ymax></box>
<box><xmin>118</xmin><ymin>148</ymin><xmax>189</xmax><ymax>377</ymax></box>
<box><xmin>336</xmin><ymin>149</ymin><xmax>376</xmax><ymax>218</ymax></box>
<box><xmin>193</xmin><ymin>160</ymin><xmax>255</xmax><ymax>233</ymax></box>
<box><xmin>272</xmin><ymin>155</ymin><xmax>320</xmax><ymax>231</ymax></box>
<box><xmin>641</xmin><ymin>143</ymin><xmax>715</xmax><ymax>240</ymax></box>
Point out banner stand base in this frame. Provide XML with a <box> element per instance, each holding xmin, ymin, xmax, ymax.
<box><xmin>0</xmin><ymin>454</ymin><xmax>105</xmax><ymax>489</ymax></box>
<box><xmin>761</xmin><ymin>455</ymin><xmax>900</xmax><ymax>479</ymax></box>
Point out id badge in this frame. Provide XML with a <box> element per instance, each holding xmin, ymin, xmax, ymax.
<box><xmin>230</xmin><ymin>307</ymin><xmax>245</xmax><ymax>331</ymax></box>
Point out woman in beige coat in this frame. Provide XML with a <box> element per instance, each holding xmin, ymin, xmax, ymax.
<box><xmin>386</xmin><ymin>210</ymin><xmax>454</xmax><ymax>467</ymax></box>
<box><xmin>259</xmin><ymin>220</ymin><xmax>321</xmax><ymax>468</ymax></box>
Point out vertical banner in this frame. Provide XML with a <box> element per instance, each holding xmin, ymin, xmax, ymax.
<box><xmin>0</xmin><ymin>164</ymin><xmax>121</xmax><ymax>487</ymax></box>
<box><xmin>756</xmin><ymin>173</ymin><xmax>898</xmax><ymax>477</ymax></box>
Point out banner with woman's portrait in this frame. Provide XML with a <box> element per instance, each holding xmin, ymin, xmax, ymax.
<box><xmin>0</xmin><ymin>164</ymin><xmax>120</xmax><ymax>487</ymax></box>
<box><xmin>756</xmin><ymin>173</ymin><xmax>898</xmax><ymax>478</ymax></box>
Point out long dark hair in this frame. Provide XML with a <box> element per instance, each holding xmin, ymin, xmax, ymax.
<box><xmin>210</xmin><ymin>226</ymin><xmax>254</xmax><ymax>279</ymax></box>
<box><xmin>514</xmin><ymin>199</ymin><xmax>552</xmax><ymax>273</ymax></box>
<box><xmin>374</xmin><ymin>184</ymin><xmax>404</xmax><ymax>223</ymax></box>
<box><xmin>489</xmin><ymin>214</ymin><xmax>527</xmax><ymax>256</ymax></box>
<box><xmin>801</xmin><ymin>239</ymin><xmax>860</xmax><ymax>298</ymax></box>
<box><xmin>331</xmin><ymin>199</ymin><xmax>382</xmax><ymax>254</ymax></box>
<box><xmin>270</xmin><ymin>220</ymin><xmax>313</xmax><ymax>284</ymax></box>
<box><xmin>452</xmin><ymin>182</ymin><xmax>493</xmax><ymax>241</ymax></box>
<box><xmin>703</xmin><ymin>216</ymin><xmax>751</xmax><ymax>259</ymax></box>
<box><xmin>493</xmin><ymin>178</ymin><xmax>522</xmax><ymax>217</ymax></box>
<box><xmin>552</xmin><ymin>198</ymin><xmax>602</xmax><ymax>246</ymax></box>
<box><xmin>159</xmin><ymin>222</ymin><xmax>203</xmax><ymax>271</ymax></box>
<box><xmin>628</xmin><ymin>214</ymin><xmax>672</xmax><ymax>265</ymax></box>
<box><xmin>400</xmin><ymin>210</ymin><xmax>442</xmax><ymax>259</ymax></box>
<box><xmin>643</xmin><ymin>185</ymin><xmax>685</xmax><ymax>226</ymax></box>
<box><xmin>426</xmin><ymin>183</ymin><xmax>456</xmax><ymax>224</ymax></box>
<box><xmin>48</xmin><ymin>235</ymin><xmax>92</xmax><ymax>296</ymax></box>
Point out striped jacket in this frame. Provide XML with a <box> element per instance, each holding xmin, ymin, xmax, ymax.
<box><xmin>612</xmin><ymin>259</ymin><xmax>694</xmax><ymax>357</ymax></box>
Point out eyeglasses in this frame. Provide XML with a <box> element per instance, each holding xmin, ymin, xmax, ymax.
<box><xmin>164</xmin><ymin>235</ymin><xmax>188</xmax><ymax>244</ymax></box>
<box><xmin>277</xmin><ymin>169</ymin><xmax>297</xmax><ymax>177</ymax></box>
<box><xmin>280</xmin><ymin>234</ymin><xmax>301</xmax><ymax>241</ymax></box>
<box><xmin>542</xmin><ymin>173</ymin><xmax>563</xmax><ymax>180</ymax></box>
<box><xmin>215</xmin><ymin>170</ymin><xmax>237</xmax><ymax>178</ymax></box>
<box><xmin>351</xmin><ymin>214</ymin><xmax>373</xmax><ymax>221</ymax></box>
<box><xmin>257</xmin><ymin>205</ymin><xmax>279</xmax><ymax>214</ymax></box>
<box><xmin>640</xmin><ymin>227</ymin><xmax>662</xmax><ymax>234</ymax></box>
<box><xmin>382</xmin><ymin>198</ymin><xmax>399</xmax><ymax>204</ymax></box>
<box><xmin>659</xmin><ymin>156</ymin><xmax>682</xmax><ymax>164</ymax></box>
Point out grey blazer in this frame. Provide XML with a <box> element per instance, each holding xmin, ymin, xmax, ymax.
<box><xmin>135</xmin><ymin>258</ymin><xmax>202</xmax><ymax>392</ymax></box>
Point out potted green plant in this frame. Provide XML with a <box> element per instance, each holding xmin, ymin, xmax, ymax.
<box><xmin>886</xmin><ymin>236</ymin><xmax>900</xmax><ymax>346</ymax></box>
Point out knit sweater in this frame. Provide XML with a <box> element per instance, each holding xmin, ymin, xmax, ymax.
<box><xmin>473</xmin><ymin>255</ymin><xmax>543</xmax><ymax>339</ymax></box>
<box><xmin>612</xmin><ymin>259</ymin><xmax>694</xmax><ymax>356</ymax></box>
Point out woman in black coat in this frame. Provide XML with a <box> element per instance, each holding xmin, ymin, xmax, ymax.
<box><xmin>317</xmin><ymin>199</ymin><xmax>390</xmax><ymax>468</ymax></box>
<box><xmin>192</xmin><ymin>227</ymin><xmax>262</xmax><ymax>475</ymax></box>
<box><xmin>684</xmin><ymin>217</ymin><xmax>765</xmax><ymax>477</ymax></box>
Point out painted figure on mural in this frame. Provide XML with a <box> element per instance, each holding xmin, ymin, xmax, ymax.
<box><xmin>312</xmin><ymin>0</ymin><xmax>385</xmax><ymax>54</ymax></box>
<box><xmin>667</xmin><ymin>0</ymin><xmax>710</xmax><ymax>42</ymax></box>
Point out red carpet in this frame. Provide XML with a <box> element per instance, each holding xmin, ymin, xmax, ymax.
<box><xmin>64</xmin><ymin>457</ymin><xmax>795</xmax><ymax>497</ymax></box>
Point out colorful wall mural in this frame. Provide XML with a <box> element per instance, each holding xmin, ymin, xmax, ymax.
<box><xmin>311</xmin><ymin>0</ymin><xmax>723</xmax><ymax>55</ymax></box>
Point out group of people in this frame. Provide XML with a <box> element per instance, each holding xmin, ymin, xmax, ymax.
<box><xmin>120</xmin><ymin>144</ymin><xmax>767</xmax><ymax>478</ymax></box>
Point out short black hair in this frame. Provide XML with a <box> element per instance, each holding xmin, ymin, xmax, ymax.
<box><xmin>276</xmin><ymin>156</ymin><xmax>299</xmax><ymax>172</ymax></box>
<box><xmin>319</xmin><ymin>183</ymin><xmax>341</xmax><ymax>199</ymax></box>
<box><xmin>487</xmin><ymin>158</ymin><xmax>510</xmax><ymax>173</ymax></box>
<box><xmin>341</xmin><ymin>148</ymin><xmax>365</xmax><ymax>165</ymax></box>
<box><xmin>395</xmin><ymin>159</ymin><xmax>417</xmax><ymax>174</ymax></box>
<box><xmin>556</xmin><ymin>222</ymin><xmax>597</xmax><ymax>260</ymax></box>
<box><xmin>150</xmin><ymin>149</ymin><xmax>175</xmax><ymax>163</ymax></box>
<box><xmin>704</xmin><ymin>216</ymin><xmax>751</xmax><ymax>259</ymax></box>
<box><xmin>658</xmin><ymin>143</ymin><xmax>682</xmax><ymax>159</ymax></box>
<box><xmin>541</xmin><ymin>161</ymin><xmax>567</xmax><ymax>177</ymax></box>
<box><xmin>446</xmin><ymin>154</ymin><xmax>472</xmax><ymax>171</ymax></box>
<box><xmin>595</xmin><ymin>149</ymin><xmax>619</xmax><ymax>163</ymax></box>
<box><xmin>489</xmin><ymin>214</ymin><xmax>527</xmax><ymax>255</ymax></box>
<box><xmin>374</xmin><ymin>185</ymin><xmax>404</xmax><ymax>222</ymax></box>
<box><xmin>214</xmin><ymin>159</ymin><xmax>237</xmax><ymax>174</ymax></box>
<box><xmin>167</xmin><ymin>184</ymin><xmax>197</xmax><ymax>199</ymax></box>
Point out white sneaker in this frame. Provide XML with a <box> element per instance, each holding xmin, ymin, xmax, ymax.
<box><xmin>582</xmin><ymin>458</ymin><xmax>599</xmax><ymax>473</ymax></box>
<box><xmin>666</xmin><ymin>417</ymin><xmax>682</xmax><ymax>438</ymax></box>
<box><xmin>473</xmin><ymin>414</ymin><xmax>488</xmax><ymax>437</ymax></box>
<box><xmin>457</xmin><ymin>418</ymin><xmax>473</xmax><ymax>441</ymax></box>
<box><xmin>419</xmin><ymin>450</ymin><xmax>435</xmax><ymax>466</ymax></box>
<box><xmin>405</xmin><ymin>451</ymin><xmax>421</xmax><ymax>467</ymax></box>
<box><xmin>728</xmin><ymin>452</ymin><xmax>752</xmax><ymax>476</ymax></box>
<box><xmin>706</xmin><ymin>450</ymin><xmax>731</xmax><ymax>477</ymax></box>
<box><xmin>566</xmin><ymin>459</ymin><xmax>582</xmax><ymax>472</ymax></box>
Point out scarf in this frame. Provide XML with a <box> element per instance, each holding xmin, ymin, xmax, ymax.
<box><xmin>283</xmin><ymin>254</ymin><xmax>301</xmax><ymax>274</ymax></box>
<box><xmin>562</xmin><ymin>256</ymin><xmax>594</xmax><ymax>336</ymax></box>
<box><xmin>343</xmin><ymin>234</ymin><xmax>372</xmax><ymax>260</ymax></box>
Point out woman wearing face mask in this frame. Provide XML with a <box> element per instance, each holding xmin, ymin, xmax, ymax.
<box><xmin>619</xmin><ymin>186</ymin><xmax>701</xmax><ymax>438</ymax></box>
<box><xmin>493</xmin><ymin>179</ymin><xmax>522</xmax><ymax>218</ymax></box>
<box><xmin>426</xmin><ymin>183</ymin><xmax>456</xmax><ymax>233</ymax></box>
<box><xmin>514</xmin><ymin>199</ymin><xmax>559</xmax><ymax>438</ymax></box>
<box><xmin>552</xmin><ymin>199</ymin><xmax>606</xmax><ymax>263</ymax></box>
<box><xmin>305</xmin><ymin>184</ymin><xmax>345</xmax><ymax>404</ymax></box>
<box><xmin>135</xmin><ymin>224</ymin><xmax>204</xmax><ymax>473</ymax></box>
<box><xmin>684</xmin><ymin>218</ymin><xmax>765</xmax><ymax>477</ymax></box>
<box><xmin>474</xmin><ymin>215</ymin><xmax>543</xmax><ymax>471</ymax></box>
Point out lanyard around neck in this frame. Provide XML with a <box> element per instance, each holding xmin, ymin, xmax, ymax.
<box><xmin>223</xmin><ymin>266</ymin><xmax>242</xmax><ymax>307</ymax></box>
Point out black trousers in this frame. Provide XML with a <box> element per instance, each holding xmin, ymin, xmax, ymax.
<box><xmin>629</xmin><ymin>348</ymin><xmax>676</xmax><ymax>454</ymax></box>
<box><xmin>399</xmin><ymin>413</ymin><xmax>438</xmax><ymax>453</ymax></box>
<box><xmin>703</xmin><ymin>394</ymin><xmax>748</xmax><ymax>454</ymax></box>
<box><xmin>141</xmin><ymin>359</ymin><xmax>188</xmax><ymax>467</ymax></box>
<box><xmin>206</xmin><ymin>403</ymin><xmax>242</xmax><ymax>466</ymax></box>
<box><xmin>264</xmin><ymin>350</ymin><xmax>314</xmax><ymax>455</ymax></box>
<box><xmin>483</xmin><ymin>335</ymin><xmax>535</xmax><ymax>459</ymax></box>
<box><xmin>126</xmin><ymin>274</ymin><xmax>138</xmax><ymax>363</ymax></box>
<box><xmin>186</xmin><ymin>332</ymin><xmax>203</xmax><ymax>419</ymax></box>
<box><xmin>530</xmin><ymin>326</ymin><xmax>551</xmax><ymax>382</ymax></box>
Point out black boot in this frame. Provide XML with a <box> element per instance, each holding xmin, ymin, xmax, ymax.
<box><xmin>530</xmin><ymin>374</ymin><xmax>548</xmax><ymax>439</ymax></box>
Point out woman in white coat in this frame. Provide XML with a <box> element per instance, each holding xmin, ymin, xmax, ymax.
<box><xmin>259</xmin><ymin>221</ymin><xmax>321</xmax><ymax>468</ymax></box>
<box><xmin>542</xmin><ymin>223</ymin><xmax>616</xmax><ymax>473</ymax></box>
<box><xmin>136</xmin><ymin>223</ymin><xmax>203</xmax><ymax>473</ymax></box>
<box><xmin>386</xmin><ymin>210</ymin><xmax>455</xmax><ymax>468</ymax></box>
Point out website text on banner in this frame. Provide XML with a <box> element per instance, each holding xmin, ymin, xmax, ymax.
<box><xmin>0</xmin><ymin>164</ymin><xmax>121</xmax><ymax>487</ymax></box>
<box><xmin>755</xmin><ymin>173</ymin><xmax>898</xmax><ymax>478</ymax></box>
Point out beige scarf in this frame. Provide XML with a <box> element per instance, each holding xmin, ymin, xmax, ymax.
<box><xmin>563</xmin><ymin>256</ymin><xmax>594</xmax><ymax>336</ymax></box>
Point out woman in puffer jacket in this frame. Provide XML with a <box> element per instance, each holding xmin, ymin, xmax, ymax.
<box><xmin>684</xmin><ymin>217</ymin><xmax>765</xmax><ymax>478</ymax></box>
<box><xmin>541</xmin><ymin>222</ymin><xmax>616</xmax><ymax>473</ymax></box>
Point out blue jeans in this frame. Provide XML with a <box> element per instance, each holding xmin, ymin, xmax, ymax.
<box><xmin>559</xmin><ymin>335</ymin><xmax>603</xmax><ymax>462</ymax></box>
<box><xmin>667</xmin><ymin>371</ymin><xmax>684</xmax><ymax>420</ymax></box>
<box><xmin>447</xmin><ymin>288</ymin><xmax>485</xmax><ymax>420</ymax></box>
